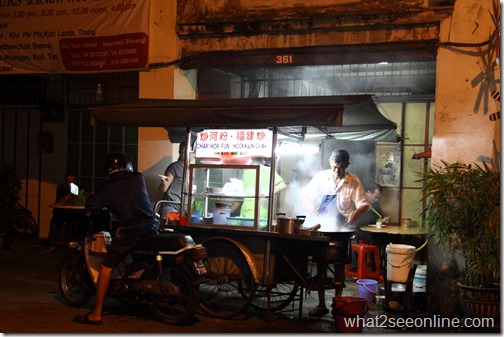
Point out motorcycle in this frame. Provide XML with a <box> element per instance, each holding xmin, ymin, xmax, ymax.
<box><xmin>58</xmin><ymin>210</ymin><xmax>207</xmax><ymax>325</ymax></box>
<box><xmin>8</xmin><ymin>197</ymin><xmax>39</xmax><ymax>240</ymax></box>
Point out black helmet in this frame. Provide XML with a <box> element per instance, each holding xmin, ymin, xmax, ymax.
<box><xmin>102</xmin><ymin>152</ymin><xmax>133</xmax><ymax>176</ymax></box>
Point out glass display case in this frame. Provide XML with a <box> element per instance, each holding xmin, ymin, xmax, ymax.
<box><xmin>187</xmin><ymin>164</ymin><xmax>271</xmax><ymax>231</ymax></box>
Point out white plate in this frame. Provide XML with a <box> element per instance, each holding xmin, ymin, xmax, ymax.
<box><xmin>368</xmin><ymin>224</ymin><xmax>387</xmax><ymax>228</ymax></box>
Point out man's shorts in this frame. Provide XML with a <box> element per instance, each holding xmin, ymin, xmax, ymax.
<box><xmin>102</xmin><ymin>220</ymin><xmax>158</xmax><ymax>268</ymax></box>
<box><xmin>101</xmin><ymin>236</ymin><xmax>142</xmax><ymax>268</ymax></box>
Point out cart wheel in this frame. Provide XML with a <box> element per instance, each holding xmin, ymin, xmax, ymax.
<box><xmin>198</xmin><ymin>239</ymin><xmax>257</xmax><ymax>319</ymax></box>
<box><xmin>242</xmin><ymin>282</ymin><xmax>300</xmax><ymax>312</ymax></box>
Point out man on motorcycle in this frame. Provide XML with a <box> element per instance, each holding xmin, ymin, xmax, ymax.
<box><xmin>73</xmin><ymin>153</ymin><xmax>159</xmax><ymax>325</ymax></box>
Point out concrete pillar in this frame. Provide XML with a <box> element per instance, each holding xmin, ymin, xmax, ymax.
<box><xmin>427</xmin><ymin>0</ymin><xmax>500</xmax><ymax>316</ymax></box>
<box><xmin>137</xmin><ymin>1</ymin><xmax>197</xmax><ymax>206</ymax></box>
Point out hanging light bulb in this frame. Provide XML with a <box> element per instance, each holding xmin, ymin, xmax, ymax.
<box><xmin>96</xmin><ymin>83</ymin><xmax>102</xmax><ymax>102</ymax></box>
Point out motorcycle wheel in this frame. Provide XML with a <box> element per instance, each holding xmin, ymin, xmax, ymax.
<box><xmin>10</xmin><ymin>211</ymin><xmax>39</xmax><ymax>240</ymax></box>
<box><xmin>150</xmin><ymin>265</ymin><xmax>200</xmax><ymax>325</ymax></box>
<box><xmin>58</xmin><ymin>250</ymin><xmax>92</xmax><ymax>307</ymax></box>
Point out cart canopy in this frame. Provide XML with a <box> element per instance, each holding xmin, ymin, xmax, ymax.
<box><xmin>89</xmin><ymin>95</ymin><xmax>397</xmax><ymax>142</ymax></box>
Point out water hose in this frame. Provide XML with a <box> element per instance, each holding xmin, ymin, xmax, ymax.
<box><xmin>415</xmin><ymin>239</ymin><xmax>429</xmax><ymax>252</ymax></box>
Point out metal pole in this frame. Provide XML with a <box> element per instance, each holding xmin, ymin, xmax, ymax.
<box><xmin>266</xmin><ymin>127</ymin><xmax>278</xmax><ymax>232</ymax></box>
<box><xmin>263</xmin><ymin>127</ymin><xmax>278</xmax><ymax>322</ymax></box>
<box><xmin>180</xmin><ymin>128</ymin><xmax>192</xmax><ymax>218</ymax></box>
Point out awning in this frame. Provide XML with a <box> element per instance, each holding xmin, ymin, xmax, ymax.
<box><xmin>89</xmin><ymin>95</ymin><xmax>397</xmax><ymax>142</ymax></box>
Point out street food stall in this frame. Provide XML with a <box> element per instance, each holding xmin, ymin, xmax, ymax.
<box><xmin>90</xmin><ymin>95</ymin><xmax>397</xmax><ymax>320</ymax></box>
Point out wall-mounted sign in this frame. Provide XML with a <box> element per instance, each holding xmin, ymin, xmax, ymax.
<box><xmin>195</xmin><ymin>129</ymin><xmax>273</xmax><ymax>158</ymax></box>
<box><xmin>0</xmin><ymin>0</ymin><xmax>150</xmax><ymax>74</ymax></box>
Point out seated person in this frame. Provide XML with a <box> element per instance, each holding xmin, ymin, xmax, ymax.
<box><xmin>351</xmin><ymin>182</ymin><xmax>391</xmax><ymax>267</ymax></box>
<box><xmin>44</xmin><ymin>173</ymin><xmax>85</xmax><ymax>253</ymax></box>
<box><xmin>352</xmin><ymin>183</ymin><xmax>390</xmax><ymax>238</ymax></box>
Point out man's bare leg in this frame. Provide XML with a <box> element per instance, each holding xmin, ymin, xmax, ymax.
<box><xmin>309</xmin><ymin>261</ymin><xmax>330</xmax><ymax>316</ymax></box>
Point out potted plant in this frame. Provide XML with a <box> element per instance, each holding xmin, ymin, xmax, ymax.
<box><xmin>419</xmin><ymin>161</ymin><xmax>500</xmax><ymax>320</ymax></box>
<box><xmin>0</xmin><ymin>162</ymin><xmax>22</xmax><ymax>243</ymax></box>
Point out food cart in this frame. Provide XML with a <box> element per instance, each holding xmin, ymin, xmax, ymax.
<box><xmin>90</xmin><ymin>95</ymin><xmax>397</xmax><ymax>320</ymax></box>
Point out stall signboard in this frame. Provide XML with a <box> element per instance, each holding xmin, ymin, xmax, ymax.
<box><xmin>0</xmin><ymin>0</ymin><xmax>150</xmax><ymax>74</ymax></box>
<box><xmin>195</xmin><ymin>129</ymin><xmax>273</xmax><ymax>158</ymax></box>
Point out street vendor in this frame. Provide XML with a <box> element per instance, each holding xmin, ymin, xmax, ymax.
<box><xmin>300</xmin><ymin>148</ymin><xmax>370</xmax><ymax>316</ymax></box>
<box><xmin>157</xmin><ymin>141</ymin><xmax>195</xmax><ymax>220</ymax></box>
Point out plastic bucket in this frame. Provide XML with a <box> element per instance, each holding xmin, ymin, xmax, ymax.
<box><xmin>331</xmin><ymin>296</ymin><xmax>368</xmax><ymax>333</ymax></box>
<box><xmin>356</xmin><ymin>279</ymin><xmax>377</xmax><ymax>306</ymax></box>
<box><xmin>190</xmin><ymin>209</ymin><xmax>201</xmax><ymax>223</ymax></box>
<box><xmin>386</xmin><ymin>244</ymin><xmax>416</xmax><ymax>282</ymax></box>
<box><xmin>413</xmin><ymin>265</ymin><xmax>427</xmax><ymax>292</ymax></box>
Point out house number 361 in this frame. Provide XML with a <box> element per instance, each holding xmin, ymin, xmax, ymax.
<box><xmin>275</xmin><ymin>55</ymin><xmax>293</xmax><ymax>64</ymax></box>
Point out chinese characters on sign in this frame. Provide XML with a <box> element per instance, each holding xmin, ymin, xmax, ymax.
<box><xmin>195</xmin><ymin>129</ymin><xmax>273</xmax><ymax>158</ymax></box>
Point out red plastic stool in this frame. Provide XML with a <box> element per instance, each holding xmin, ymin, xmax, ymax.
<box><xmin>345</xmin><ymin>241</ymin><xmax>383</xmax><ymax>282</ymax></box>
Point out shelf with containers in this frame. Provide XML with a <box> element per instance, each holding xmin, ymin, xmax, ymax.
<box><xmin>187</xmin><ymin>163</ymin><xmax>271</xmax><ymax>231</ymax></box>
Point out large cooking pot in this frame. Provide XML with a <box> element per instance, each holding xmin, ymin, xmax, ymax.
<box><xmin>277</xmin><ymin>215</ymin><xmax>306</xmax><ymax>235</ymax></box>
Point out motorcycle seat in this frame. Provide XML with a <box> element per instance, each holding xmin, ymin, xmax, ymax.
<box><xmin>133</xmin><ymin>233</ymin><xmax>196</xmax><ymax>252</ymax></box>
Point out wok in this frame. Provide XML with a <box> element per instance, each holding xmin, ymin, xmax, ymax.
<box><xmin>318</xmin><ymin>230</ymin><xmax>355</xmax><ymax>242</ymax></box>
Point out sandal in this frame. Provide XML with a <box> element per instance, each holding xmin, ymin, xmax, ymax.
<box><xmin>308</xmin><ymin>307</ymin><xmax>329</xmax><ymax>316</ymax></box>
<box><xmin>73</xmin><ymin>313</ymin><xmax>102</xmax><ymax>325</ymax></box>
<box><xmin>44</xmin><ymin>246</ymin><xmax>56</xmax><ymax>254</ymax></box>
